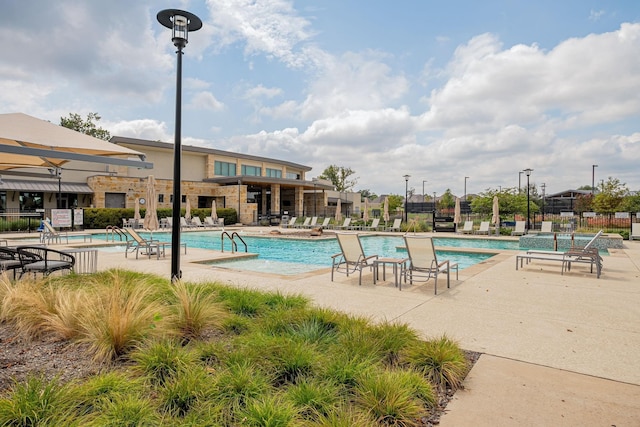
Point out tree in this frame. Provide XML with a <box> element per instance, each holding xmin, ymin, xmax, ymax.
<box><xmin>592</xmin><ymin>177</ymin><xmax>628</xmax><ymax>213</ymax></box>
<box><xmin>359</xmin><ymin>189</ymin><xmax>377</xmax><ymax>200</ymax></box>
<box><xmin>470</xmin><ymin>187</ymin><xmax>538</xmax><ymax>217</ymax></box>
<box><xmin>438</xmin><ymin>189</ymin><xmax>456</xmax><ymax>209</ymax></box>
<box><xmin>60</xmin><ymin>112</ymin><xmax>111</xmax><ymax>141</ymax></box>
<box><xmin>386</xmin><ymin>194</ymin><xmax>404</xmax><ymax>213</ymax></box>
<box><xmin>318</xmin><ymin>165</ymin><xmax>358</xmax><ymax>192</ymax></box>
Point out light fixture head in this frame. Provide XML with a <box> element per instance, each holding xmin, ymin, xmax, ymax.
<box><xmin>403</xmin><ymin>174</ymin><xmax>410</xmax><ymax>181</ymax></box>
<box><xmin>523</xmin><ymin>168</ymin><xmax>533</xmax><ymax>177</ymax></box>
<box><xmin>157</xmin><ymin>9</ymin><xmax>202</xmax><ymax>49</ymax></box>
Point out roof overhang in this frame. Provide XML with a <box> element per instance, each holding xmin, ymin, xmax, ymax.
<box><xmin>0</xmin><ymin>179</ymin><xmax>93</xmax><ymax>194</ymax></box>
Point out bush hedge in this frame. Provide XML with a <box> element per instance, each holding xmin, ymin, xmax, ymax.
<box><xmin>83</xmin><ymin>208</ymin><xmax>237</xmax><ymax>229</ymax></box>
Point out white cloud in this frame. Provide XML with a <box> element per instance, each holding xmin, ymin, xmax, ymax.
<box><xmin>188</xmin><ymin>91</ymin><xmax>225</xmax><ymax>111</ymax></box>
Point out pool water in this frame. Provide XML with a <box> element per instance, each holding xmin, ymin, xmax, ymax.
<box><xmin>92</xmin><ymin>231</ymin><xmax>498</xmax><ymax>275</ymax></box>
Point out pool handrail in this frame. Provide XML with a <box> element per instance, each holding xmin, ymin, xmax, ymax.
<box><xmin>221</xmin><ymin>231</ymin><xmax>248</xmax><ymax>253</ymax></box>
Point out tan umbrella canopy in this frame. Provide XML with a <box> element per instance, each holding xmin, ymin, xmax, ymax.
<box><xmin>383</xmin><ymin>197</ymin><xmax>390</xmax><ymax>224</ymax></box>
<box><xmin>143</xmin><ymin>176</ymin><xmax>159</xmax><ymax>232</ymax></box>
<box><xmin>491</xmin><ymin>196</ymin><xmax>500</xmax><ymax>236</ymax></box>
<box><xmin>454</xmin><ymin>197</ymin><xmax>462</xmax><ymax>225</ymax></box>
<box><xmin>185</xmin><ymin>198</ymin><xmax>192</xmax><ymax>221</ymax></box>
<box><xmin>335</xmin><ymin>198</ymin><xmax>342</xmax><ymax>222</ymax></box>
<box><xmin>0</xmin><ymin>113</ymin><xmax>149</xmax><ymax>171</ymax></box>
<box><xmin>134</xmin><ymin>198</ymin><xmax>141</xmax><ymax>221</ymax></box>
<box><xmin>211</xmin><ymin>200</ymin><xmax>218</xmax><ymax>222</ymax></box>
<box><xmin>363</xmin><ymin>198</ymin><xmax>370</xmax><ymax>223</ymax></box>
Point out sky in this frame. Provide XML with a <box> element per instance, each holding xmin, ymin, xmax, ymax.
<box><xmin>1</xmin><ymin>0</ymin><xmax>639</xmax><ymax>198</ymax></box>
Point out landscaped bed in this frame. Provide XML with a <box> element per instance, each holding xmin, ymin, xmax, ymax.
<box><xmin>0</xmin><ymin>270</ymin><xmax>478</xmax><ymax>426</ymax></box>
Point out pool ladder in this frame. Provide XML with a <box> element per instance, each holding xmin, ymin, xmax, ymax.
<box><xmin>106</xmin><ymin>226</ymin><xmax>127</xmax><ymax>241</ymax></box>
<box><xmin>221</xmin><ymin>231</ymin><xmax>247</xmax><ymax>253</ymax></box>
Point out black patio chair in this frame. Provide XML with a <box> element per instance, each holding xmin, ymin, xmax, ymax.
<box><xmin>0</xmin><ymin>247</ymin><xmax>24</xmax><ymax>279</ymax></box>
<box><xmin>16</xmin><ymin>246</ymin><xmax>75</xmax><ymax>278</ymax></box>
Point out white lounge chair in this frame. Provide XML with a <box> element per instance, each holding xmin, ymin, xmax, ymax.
<box><xmin>458</xmin><ymin>221</ymin><xmax>473</xmax><ymax>234</ymax></box>
<box><xmin>204</xmin><ymin>217</ymin><xmax>223</xmax><ymax>228</ymax></box>
<box><xmin>385</xmin><ymin>218</ymin><xmax>402</xmax><ymax>232</ymax></box>
<box><xmin>331</xmin><ymin>233</ymin><xmax>378</xmax><ymax>285</ymax></box>
<box><xmin>631</xmin><ymin>223</ymin><xmax>640</xmax><ymax>240</ymax></box>
<box><xmin>474</xmin><ymin>221</ymin><xmax>490</xmax><ymax>235</ymax></box>
<box><xmin>319</xmin><ymin>218</ymin><xmax>331</xmax><ymax>228</ymax></box>
<box><xmin>362</xmin><ymin>218</ymin><xmax>380</xmax><ymax>231</ymax></box>
<box><xmin>403</xmin><ymin>236</ymin><xmax>458</xmax><ymax>294</ymax></box>
<box><xmin>191</xmin><ymin>217</ymin><xmax>206</xmax><ymax>228</ymax></box>
<box><xmin>294</xmin><ymin>217</ymin><xmax>311</xmax><ymax>228</ymax></box>
<box><xmin>540</xmin><ymin>221</ymin><xmax>553</xmax><ymax>233</ymax></box>
<box><xmin>304</xmin><ymin>217</ymin><xmax>318</xmax><ymax>228</ymax></box>
<box><xmin>511</xmin><ymin>221</ymin><xmax>526</xmax><ymax>236</ymax></box>
<box><xmin>281</xmin><ymin>217</ymin><xmax>297</xmax><ymax>228</ymax></box>
<box><xmin>332</xmin><ymin>218</ymin><xmax>352</xmax><ymax>230</ymax></box>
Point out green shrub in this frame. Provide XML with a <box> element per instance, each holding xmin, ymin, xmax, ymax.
<box><xmin>238</xmin><ymin>395</ymin><xmax>300</xmax><ymax>427</ymax></box>
<box><xmin>159</xmin><ymin>367</ymin><xmax>212</xmax><ymax>417</ymax></box>
<box><xmin>0</xmin><ymin>375</ymin><xmax>77</xmax><ymax>426</ymax></box>
<box><xmin>90</xmin><ymin>393</ymin><xmax>159</xmax><ymax>426</ymax></box>
<box><xmin>131</xmin><ymin>339</ymin><xmax>196</xmax><ymax>385</ymax></box>
<box><xmin>406</xmin><ymin>335</ymin><xmax>468</xmax><ymax>391</ymax></box>
<box><xmin>284</xmin><ymin>379</ymin><xmax>342</xmax><ymax>420</ymax></box>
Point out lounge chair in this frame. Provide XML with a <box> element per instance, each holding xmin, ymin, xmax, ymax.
<box><xmin>474</xmin><ymin>221</ymin><xmax>490</xmax><ymax>235</ymax></box>
<box><xmin>331</xmin><ymin>233</ymin><xmax>378</xmax><ymax>285</ymax></box>
<box><xmin>511</xmin><ymin>221</ymin><xmax>527</xmax><ymax>236</ymax></box>
<box><xmin>631</xmin><ymin>223</ymin><xmax>640</xmax><ymax>240</ymax></box>
<box><xmin>403</xmin><ymin>236</ymin><xmax>458</xmax><ymax>294</ymax></box>
<box><xmin>124</xmin><ymin>228</ymin><xmax>168</xmax><ymax>259</ymax></box>
<box><xmin>16</xmin><ymin>246</ymin><xmax>75</xmax><ymax>278</ymax></box>
<box><xmin>191</xmin><ymin>217</ymin><xmax>206</xmax><ymax>228</ymax></box>
<box><xmin>540</xmin><ymin>221</ymin><xmax>553</xmax><ymax>234</ymax></box>
<box><xmin>306</xmin><ymin>217</ymin><xmax>319</xmax><ymax>228</ymax></box>
<box><xmin>319</xmin><ymin>218</ymin><xmax>331</xmax><ymax>228</ymax></box>
<box><xmin>362</xmin><ymin>218</ymin><xmax>380</xmax><ymax>231</ymax></box>
<box><xmin>385</xmin><ymin>218</ymin><xmax>402</xmax><ymax>232</ymax></box>
<box><xmin>281</xmin><ymin>217</ymin><xmax>297</xmax><ymax>228</ymax></box>
<box><xmin>516</xmin><ymin>230</ymin><xmax>604</xmax><ymax>278</ymax></box>
<box><xmin>294</xmin><ymin>217</ymin><xmax>311</xmax><ymax>229</ymax></box>
<box><xmin>204</xmin><ymin>217</ymin><xmax>223</xmax><ymax>228</ymax></box>
<box><xmin>331</xmin><ymin>218</ymin><xmax>352</xmax><ymax>230</ymax></box>
<box><xmin>180</xmin><ymin>217</ymin><xmax>195</xmax><ymax>230</ymax></box>
<box><xmin>40</xmin><ymin>220</ymin><xmax>92</xmax><ymax>244</ymax></box>
<box><xmin>458</xmin><ymin>221</ymin><xmax>474</xmax><ymax>234</ymax></box>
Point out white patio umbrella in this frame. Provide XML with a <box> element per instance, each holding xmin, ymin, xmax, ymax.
<box><xmin>211</xmin><ymin>200</ymin><xmax>218</xmax><ymax>222</ymax></box>
<box><xmin>363</xmin><ymin>198</ymin><xmax>369</xmax><ymax>223</ymax></box>
<box><xmin>383</xmin><ymin>197</ymin><xmax>390</xmax><ymax>226</ymax></box>
<box><xmin>491</xmin><ymin>195</ymin><xmax>500</xmax><ymax>236</ymax></box>
<box><xmin>143</xmin><ymin>175</ymin><xmax>159</xmax><ymax>233</ymax></box>
<box><xmin>454</xmin><ymin>197</ymin><xmax>462</xmax><ymax>225</ymax></box>
<box><xmin>335</xmin><ymin>198</ymin><xmax>342</xmax><ymax>222</ymax></box>
<box><xmin>185</xmin><ymin>198</ymin><xmax>192</xmax><ymax>221</ymax></box>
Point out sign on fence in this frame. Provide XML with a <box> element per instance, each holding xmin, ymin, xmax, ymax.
<box><xmin>615</xmin><ymin>212</ymin><xmax>630</xmax><ymax>219</ymax></box>
<box><xmin>583</xmin><ymin>212</ymin><xmax>596</xmax><ymax>218</ymax></box>
<box><xmin>560</xmin><ymin>211</ymin><xmax>574</xmax><ymax>217</ymax></box>
<box><xmin>51</xmin><ymin>209</ymin><xmax>72</xmax><ymax>228</ymax></box>
<box><xmin>73</xmin><ymin>209</ymin><xmax>84</xmax><ymax>226</ymax></box>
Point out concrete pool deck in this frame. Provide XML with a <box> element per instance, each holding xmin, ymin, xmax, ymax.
<box><xmin>4</xmin><ymin>228</ymin><xmax>640</xmax><ymax>425</ymax></box>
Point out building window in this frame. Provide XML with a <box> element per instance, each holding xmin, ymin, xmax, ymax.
<box><xmin>287</xmin><ymin>172</ymin><xmax>300</xmax><ymax>180</ymax></box>
<box><xmin>241</xmin><ymin>165</ymin><xmax>262</xmax><ymax>176</ymax></box>
<box><xmin>266</xmin><ymin>168</ymin><xmax>282</xmax><ymax>178</ymax></box>
<box><xmin>215</xmin><ymin>161</ymin><xmax>237</xmax><ymax>176</ymax></box>
<box><xmin>19</xmin><ymin>192</ymin><xmax>44</xmax><ymax>211</ymax></box>
<box><xmin>0</xmin><ymin>192</ymin><xmax>5</xmax><ymax>212</ymax></box>
<box><xmin>158</xmin><ymin>194</ymin><xmax>164</xmax><ymax>203</ymax></box>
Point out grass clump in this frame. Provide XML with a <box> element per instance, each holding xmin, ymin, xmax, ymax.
<box><xmin>169</xmin><ymin>280</ymin><xmax>227</xmax><ymax>342</ymax></box>
<box><xmin>0</xmin><ymin>375</ymin><xmax>77</xmax><ymax>426</ymax></box>
<box><xmin>406</xmin><ymin>334</ymin><xmax>469</xmax><ymax>391</ymax></box>
<box><xmin>131</xmin><ymin>339</ymin><xmax>197</xmax><ymax>385</ymax></box>
<box><xmin>78</xmin><ymin>271</ymin><xmax>171</xmax><ymax>362</ymax></box>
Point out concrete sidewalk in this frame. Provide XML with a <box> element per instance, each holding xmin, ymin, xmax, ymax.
<box><xmin>14</xmin><ymin>230</ymin><xmax>640</xmax><ymax>425</ymax></box>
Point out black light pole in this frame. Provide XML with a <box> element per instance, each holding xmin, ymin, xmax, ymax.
<box><xmin>157</xmin><ymin>9</ymin><xmax>202</xmax><ymax>283</ymax></box>
<box><xmin>524</xmin><ymin>168</ymin><xmax>533</xmax><ymax>231</ymax></box>
<box><xmin>403</xmin><ymin>175</ymin><xmax>410</xmax><ymax>224</ymax></box>
<box><xmin>541</xmin><ymin>182</ymin><xmax>546</xmax><ymax>221</ymax></box>
<box><xmin>592</xmin><ymin>164</ymin><xmax>598</xmax><ymax>196</ymax></box>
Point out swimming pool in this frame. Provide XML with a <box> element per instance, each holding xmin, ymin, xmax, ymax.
<box><xmin>92</xmin><ymin>231</ymin><xmax>499</xmax><ymax>275</ymax></box>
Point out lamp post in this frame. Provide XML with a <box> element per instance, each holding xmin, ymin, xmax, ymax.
<box><xmin>433</xmin><ymin>192</ymin><xmax>437</xmax><ymax>214</ymax></box>
<box><xmin>157</xmin><ymin>9</ymin><xmax>202</xmax><ymax>283</ymax></box>
<box><xmin>523</xmin><ymin>168</ymin><xmax>533</xmax><ymax>231</ymax></box>
<box><xmin>541</xmin><ymin>182</ymin><xmax>546</xmax><ymax>221</ymax></box>
<box><xmin>464</xmin><ymin>176</ymin><xmax>469</xmax><ymax>201</ymax></box>
<box><xmin>422</xmin><ymin>180</ymin><xmax>427</xmax><ymax>203</ymax></box>
<box><xmin>518</xmin><ymin>171</ymin><xmax>524</xmax><ymax>193</ymax></box>
<box><xmin>312</xmin><ymin>178</ymin><xmax>317</xmax><ymax>217</ymax></box>
<box><xmin>403</xmin><ymin>174</ymin><xmax>410</xmax><ymax>224</ymax></box>
<box><xmin>592</xmin><ymin>164</ymin><xmax>598</xmax><ymax>196</ymax></box>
